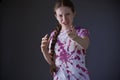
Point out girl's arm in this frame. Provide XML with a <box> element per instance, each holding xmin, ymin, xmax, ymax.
<box><xmin>67</xmin><ymin>28</ymin><xmax>90</xmax><ymax>50</ymax></box>
<box><xmin>72</xmin><ymin>35</ymin><xmax>89</xmax><ymax>50</ymax></box>
<box><xmin>40</xmin><ymin>34</ymin><xmax>52</xmax><ymax>65</ymax></box>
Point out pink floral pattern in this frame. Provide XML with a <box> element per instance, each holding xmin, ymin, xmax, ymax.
<box><xmin>49</xmin><ymin>26</ymin><xmax>90</xmax><ymax>80</ymax></box>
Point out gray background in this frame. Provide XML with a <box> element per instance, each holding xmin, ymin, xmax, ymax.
<box><xmin>0</xmin><ymin>0</ymin><xmax>120</xmax><ymax>80</ymax></box>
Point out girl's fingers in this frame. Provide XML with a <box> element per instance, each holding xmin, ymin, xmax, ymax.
<box><xmin>42</xmin><ymin>41</ymin><xmax>48</xmax><ymax>44</ymax></box>
<box><xmin>41</xmin><ymin>34</ymin><xmax>49</xmax><ymax>47</ymax></box>
<box><xmin>67</xmin><ymin>27</ymin><xmax>78</xmax><ymax>39</ymax></box>
<box><xmin>42</xmin><ymin>34</ymin><xmax>48</xmax><ymax>41</ymax></box>
<box><xmin>41</xmin><ymin>41</ymin><xmax>48</xmax><ymax>48</ymax></box>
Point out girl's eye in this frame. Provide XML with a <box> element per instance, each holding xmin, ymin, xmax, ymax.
<box><xmin>59</xmin><ymin>15</ymin><xmax>62</xmax><ymax>17</ymax></box>
<box><xmin>66</xmin><ymin>13</ymin><xmax>70</xmax><ymax>16</ymax></box>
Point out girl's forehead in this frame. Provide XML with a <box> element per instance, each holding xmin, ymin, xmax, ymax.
<box><xmin>55</xmin><ymin>6</ymin><xmax>72</xmax><ymax>13</ymax></box>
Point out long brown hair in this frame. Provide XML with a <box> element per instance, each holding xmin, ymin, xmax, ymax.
<box><xmin>50</xmin><ymin>0</ymin><xmax>75</xmax><ymax>75</ymax></box>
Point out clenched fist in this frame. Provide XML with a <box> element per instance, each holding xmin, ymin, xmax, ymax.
<box><xmin>40</xmin><ymin>34</ymin><xmax>49</xmax><ymax>53</ymax></box>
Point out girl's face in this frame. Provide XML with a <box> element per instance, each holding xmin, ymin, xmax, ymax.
<box><xmin>55</xmin><ymin>6</ymin><xmax>75</xmax><ymax>28</ymax></box>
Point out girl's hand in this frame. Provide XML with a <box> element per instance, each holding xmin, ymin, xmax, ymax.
<box><xmin>67</xmin><ymin>27</ymin><xmax>78</xmax><ymax>40</ymax></box>
<box><xmin>40</xmin><ymin>34</ymin><xmax>49</xmax><ymax>53</ymax></box>
<box><xmin>40</xmin><ymin>34</ymin><xmax>52</xmax><ymax>65</ymax></box>
<box><xmin>67</xmin><ymin>27</ymin><xmax>90</xmax><ymax>49</ymax></box>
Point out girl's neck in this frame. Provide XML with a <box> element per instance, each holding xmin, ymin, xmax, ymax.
<box><xmin>61</xmin><ymin>25</ymin><xmax>73</xmax><ymax>32</ymax></box>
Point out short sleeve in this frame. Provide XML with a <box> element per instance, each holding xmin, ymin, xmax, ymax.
<box><xmin>77</xmin><ymin>28</ymin><xmax>90</xmax><ymax>39</ymax></box>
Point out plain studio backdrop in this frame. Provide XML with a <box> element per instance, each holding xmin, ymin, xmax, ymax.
<box><xmin>0</xmin><ymin>0</ymin><xmax>120</xmax><ymax>80</ymax></box>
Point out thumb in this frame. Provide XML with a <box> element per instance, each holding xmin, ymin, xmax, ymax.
<box><xmin>45</xmin><ymin>34</ymin><xmax>48</xmax><ymax>38</ymax></box>
<box><xmin>44</xmin><ymin>34</ymin><xmax>49</xmax><ymax>39</ymax></box>
<box><xmin>45</xmin><ymin>34</ymin><xmax>48</xmax><ymax>37</ymax></box>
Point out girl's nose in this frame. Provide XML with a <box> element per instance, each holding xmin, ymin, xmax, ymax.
<box><xmin>62</xmin><ymin>16</ymin><xmax>67</xmax><ymax>22</ymax></box>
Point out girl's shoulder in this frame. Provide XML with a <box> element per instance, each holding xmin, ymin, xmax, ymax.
<box><xmin>75</xmin><ymin>25</ymin><xmax>88</xmax><ymax>31</ymax></box>
<box><xmin>75</xmin><ymin>25</ymin><xmax>90</xmax><ymax>38</ymax></box>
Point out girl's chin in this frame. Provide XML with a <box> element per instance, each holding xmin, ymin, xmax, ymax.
<box><xmin>62</xmin><ymin>24</ymin><xmax>70</xmax><ymax>27</ymax></box>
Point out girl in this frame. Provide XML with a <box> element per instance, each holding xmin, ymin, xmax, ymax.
<box><xmin>40</xmin><ymin>0</ymin><xmax>90</xmax><ymax>80</ymax></box>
